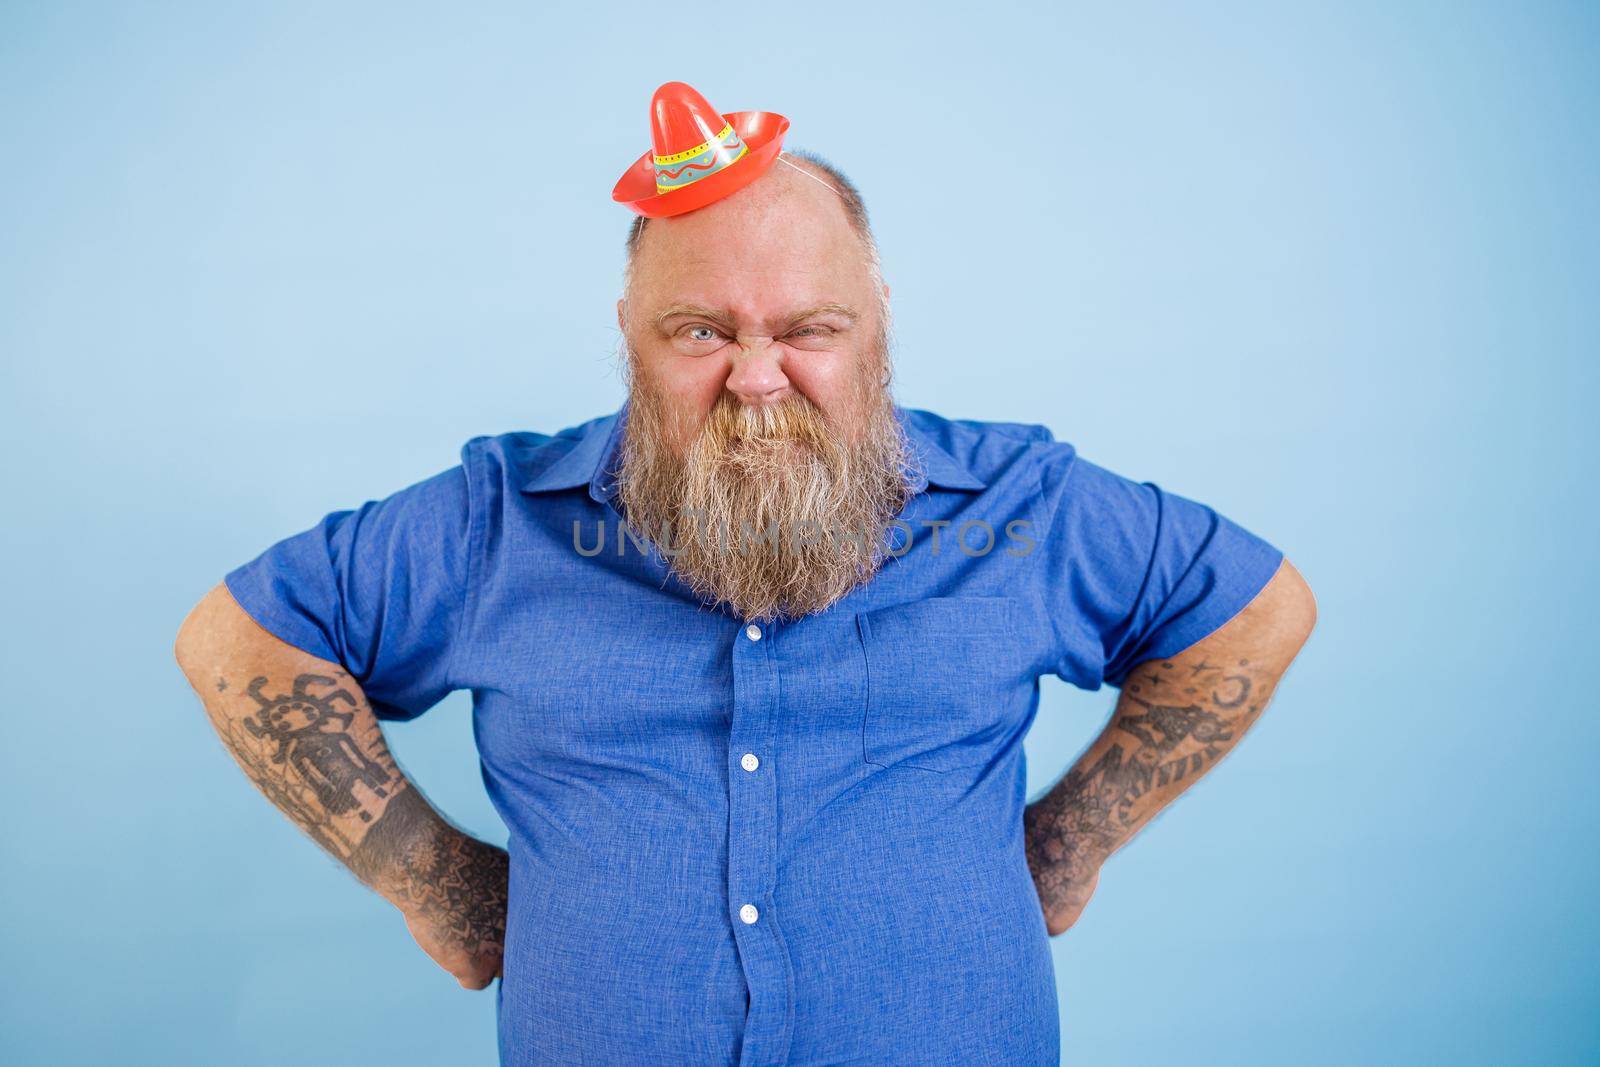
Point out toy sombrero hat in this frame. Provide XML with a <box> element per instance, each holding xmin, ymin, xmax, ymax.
<box><xmin>612</xmin><ymin>81</ymin><xmax>790</xmax><ymax>218</ymax></box>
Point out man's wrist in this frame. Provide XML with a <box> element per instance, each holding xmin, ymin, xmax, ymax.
<box><xmin>1023</xmin><ymin>796</ymin><xmax>1115</xmax><ymax>876</ymax></box>
<box><xmin>347</xmin><ymin>784</ymin><xmax>454</xmax><ymax>909</ymax></box>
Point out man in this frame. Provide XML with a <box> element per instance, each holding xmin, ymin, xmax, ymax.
<box><xmin>175</xmin><ymin>132</ymin><xmax>1315</xmax><ymax>1062</ymax></box>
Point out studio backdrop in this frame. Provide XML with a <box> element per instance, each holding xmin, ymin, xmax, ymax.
<box><xmin>1</xmin><ymin>2</ymin><xmax>1595</xmax><ymax>1064</ymax></box>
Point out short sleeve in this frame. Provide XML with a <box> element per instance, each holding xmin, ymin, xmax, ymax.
<box><xmin>222</xmin><ymin>451</ymin><xmax>475</xmax><ymax>721</ymax></box>
<box><xmin>1038</xmin><ymin>447</ymin><xmax>1284</xmax><ymax>690</ymax></box>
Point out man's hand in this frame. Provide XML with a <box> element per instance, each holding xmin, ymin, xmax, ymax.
<box><xmin>1023</xmin><ymin>831</ymin><xmax>1102</xmax><ymax>936</ymax></box>
<box><xmin>353</xmin><ymin>788</ymin><xmax>511</xmax><ymax>990</ymax></box>
<box><xmin>391</xmin><ymin>829</ymin><xmax>510</xmax><ymax>990</ymax></box>
<box><xmin>1025</xmin><ymin>558</ymin><xmax>1316</xmax><ymax>936</ymax></box>
<box><xmin>1024</xmin><ymin>812</ymin><xmax>1100</xmax><ymax>940</ymax></box>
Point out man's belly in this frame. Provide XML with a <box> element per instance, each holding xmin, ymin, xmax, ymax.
<box><xmin>494</xmin><ymin>783</ymin><xmax>1058</xmax><ymax>1067</ymax></box>
<box><xmin>776</xmin><ymin>783</ymin><xmax>1060</xmax><ymax>1065</ymax></box>
<box><xmin>497</xmin><ymin>851</ymin><xmax>749</xmax><ymax>1065</ymax></box>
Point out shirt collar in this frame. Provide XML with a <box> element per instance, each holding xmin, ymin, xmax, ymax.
<box><xmin>519</xmin><ymin>398</ymin><xmax>987</xmax><ymax>502</ymax></box>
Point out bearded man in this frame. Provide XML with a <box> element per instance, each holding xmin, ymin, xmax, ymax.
<box><xmin>175</xmin><ymin>141</ymin><xmax>1316</xmax><ymax>1065</ymax></box>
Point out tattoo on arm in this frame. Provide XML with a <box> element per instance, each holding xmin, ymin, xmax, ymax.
<box><xmin>1024</xmin><ymin>657</ymin><xmax>1274</xmax><ymax>920</ymax></box>
<box><xmin>204</xmin><ymin>668</ymin><xmax>506</xmax><ymax>955</ymax></box>
<box><xmin>210</xmin><ymin>671</ymin><xmax>405</xmax><ymax>860</ymax></box>
<box><xmin>353</xmin><ymin>789</ymin><xmax>510</xmax><ymax>959</ymax></box>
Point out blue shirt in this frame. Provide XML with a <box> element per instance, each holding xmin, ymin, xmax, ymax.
<box><xmin>224</xmin><ymin>402</ymin><xmax>1283</xmax><ymax>1066</ymax></box>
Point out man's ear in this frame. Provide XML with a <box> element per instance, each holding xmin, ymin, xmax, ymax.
<box><xmin>882</xmin><ymin>283</ymin><xmax>891</xmax><ymax>301</ymax></box>
<box><xmin>616</xmin><ymin>298</ymin><xmax>626</xmax><ymax>331</ymax></box>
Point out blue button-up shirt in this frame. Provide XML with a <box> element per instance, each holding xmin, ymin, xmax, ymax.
<box><xmin>224</xmin><ymin>402</ymin><xmax>1282</xmax><ymax>1065</ymax></box>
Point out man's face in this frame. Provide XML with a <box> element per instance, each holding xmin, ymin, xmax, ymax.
<box><xmin>617</xmin><ymin>160</ymin><xmax>887</xmax><ymax>450</ymax></box>
<box><xmin>612</xmin><ymin>159</ymin><xmax>913</xmax><ymax>622</ymax></box>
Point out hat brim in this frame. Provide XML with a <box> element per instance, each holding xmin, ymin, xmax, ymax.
<box><xmin>612</xmin><ymin>110</ymin><xmax>790</xmax><ymax>219</ymax></box>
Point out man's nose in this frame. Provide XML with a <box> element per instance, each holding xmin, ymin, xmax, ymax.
<box><xmin>725</xmin><ymin>337</ymin><xmax>791</xmax><ymax>407</ymax></box>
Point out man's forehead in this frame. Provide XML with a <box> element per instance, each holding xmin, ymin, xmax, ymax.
<box><xmin>641</xmin><ymin>274</ymin><xmax>866</xmax><ymax>325</ymax></box>
<box><xmin>635</xmin><ymin>163</ymin><xmax>858</xmax><ymax>262</ymax></box>
<box><xmin>632</xmin><ymin>245</ymin><xmax>869</xmax><ymax>324</ymax></box>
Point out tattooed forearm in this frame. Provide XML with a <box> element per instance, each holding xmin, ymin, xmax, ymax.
<box><xmin>1095</xmin><ymin>658</ymin><xmax>1261</xmax><ymax>826</ymax></box>
<box><xmin>204</xmin><ymin>670</ymin><xmax>407</xmax><ymax>865</ymax></box>
<box><xmin>354</xmin><ymin>789</ymin><xmax>510</xmax><ymax>960</ymax></box>
<box><xmin>1024</xmin><ymin>558</ymin><xmax>1316</xmax><ymax>934</ymax></box>
<box><xmin>1024</xmin><ymin>655</ymin><xmax>1276</xmax><ymax>928</ymax></box>
<box><xmin>176</xmin><ymin>581</ymin><xmax>510</xmax><ymax>987</ymax></box>
<box><xmin>203</xmin><ymin>666</ymin><xmax>505</xmax><ymax>936</ymax></box>
<box><xmin>211</xmin><ymin>712</ymin><xmax>356</xmax><ymax>858</ymax></box>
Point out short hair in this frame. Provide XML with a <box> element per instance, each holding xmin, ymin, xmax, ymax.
<box><xmin>622</xmin><ymin>148</ymin><xmax>881</xmax><ymax>291</ymax></box>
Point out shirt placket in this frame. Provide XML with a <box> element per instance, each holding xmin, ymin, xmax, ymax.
<box><xmin>728</xmin><ymin>617</ymin><xmax>795</xmax><ymax>1066</ymax></box>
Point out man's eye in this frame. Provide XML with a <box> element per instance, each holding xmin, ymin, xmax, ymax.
<box><xmin>685</xmin><ymin>325</ymin><xmax>723</xmax><ymax>342</ymax></box>
<box><xmin>789</xmin><ymin>326</ymin><xmax>831</xmax><ymax>339</ymax></box>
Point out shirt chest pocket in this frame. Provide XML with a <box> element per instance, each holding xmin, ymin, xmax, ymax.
<box><xmin>855</xmin><ymin>595</ymin><xmax>1036</xmax><ymax>773</ymax></box>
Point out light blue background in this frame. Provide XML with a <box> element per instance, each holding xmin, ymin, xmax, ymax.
<box><xmin>3</xmin><ymin>2</ymin><xmax>1595</xmax><ymax>1063</ymax></box>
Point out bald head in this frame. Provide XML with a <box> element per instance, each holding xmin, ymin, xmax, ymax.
<box><xmin>621</xmin><ymin>149</ymin><xmax>882</xmax><ymax>318</ymax></box>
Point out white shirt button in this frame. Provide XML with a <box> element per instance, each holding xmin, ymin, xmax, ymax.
<box><xmin>740</xmin><ymin>752</ymin><xmax>760</xmax><ymax>773</ymax></box>
<box><xmin>744</xmin><ymin>623</ymin><xmax>762</xmax><ymax>642</ymax></box>
<box><xmin>739</xmin><ymin>903</ymin><xmax>759</xmax><ymax>925</ymax></box>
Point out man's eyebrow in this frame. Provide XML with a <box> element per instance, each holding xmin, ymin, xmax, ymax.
<box><xmin>653</xmin><ymin>302</ymin><xmax>860</xmax><ymax>330</ymax></box>
<box><xmin>784</xmin><ymin>303</ymin><xmax>859</xmax><ymax>326</ymax></box>
<box><xmin>654</xmin><ymin>303</ymin><xmax>730</xmax><ymax>328</ymax></box>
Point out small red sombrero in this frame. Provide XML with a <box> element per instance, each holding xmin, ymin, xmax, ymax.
<box><xmin>612</xmin><ymin>81</ymin><xmax>790</xmax><ymax>218</ymax></box>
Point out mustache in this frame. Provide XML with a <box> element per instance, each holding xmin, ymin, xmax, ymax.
<box><xmin>692</xmin><ymin>392</ymin><xmax>842</xmax><ymax>467</ymax></box>
<box><xmin>612</xmin><ymin>351</ymin><xmax>913</xmax><ymax>621</ymax></box>
<box><xmin>707</xmin><ymin>390</ymin><xmax>825</xmax><ymax>435</ymax></box>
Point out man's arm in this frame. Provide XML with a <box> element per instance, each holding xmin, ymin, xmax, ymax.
<box><xmin>1025</xmin><ymin>557</ymin><xmax>1317</xmax><ymax>935</ymax></box>
<box><xmin>173</xmin><ymin>581</ymin><xmax>508</xmax><ymax>988</ymax></box>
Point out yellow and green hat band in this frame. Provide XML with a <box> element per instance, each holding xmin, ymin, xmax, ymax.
<box><xmin>654</xmin><ymin>122</ymin><xmax>749</xmax><ymax>195</ymax></box>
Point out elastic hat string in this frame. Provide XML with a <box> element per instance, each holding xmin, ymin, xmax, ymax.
<box><xmin>776</xmin><ymin>154</ymin><xmax>845</xmax><ymax>200</ymax></box>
